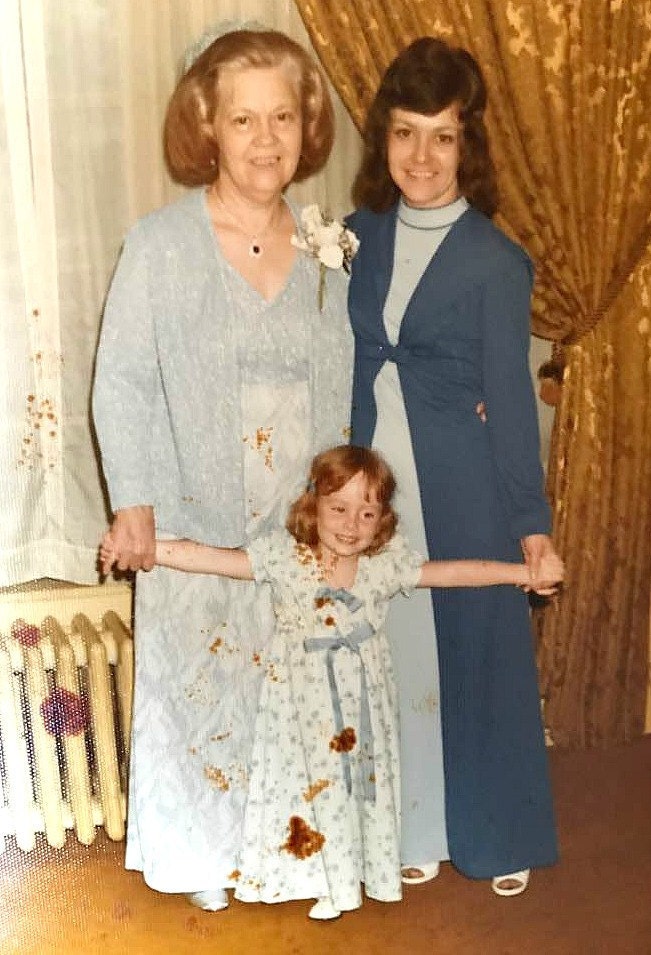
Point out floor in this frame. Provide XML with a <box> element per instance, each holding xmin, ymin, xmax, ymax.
<box><xmin>1</xmin><ymin>737</ymin><xmax>650</xmax><ymax>955</ymax></box>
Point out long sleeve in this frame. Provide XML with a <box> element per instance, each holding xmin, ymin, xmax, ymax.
<box><xmin>480</xmin><ymin>253</ymin><xmax>551</xmax><ymax>540</ymax></box>
<box><xmin>92</xmin><ymin>225</ymin><xmax>159</xmax><ymax>513</ymax></box>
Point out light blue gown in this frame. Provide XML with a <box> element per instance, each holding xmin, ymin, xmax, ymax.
<box><xmin>93</xmin><ymin>189</ymin><xmax>353</xmax><ymax>892</ymax></box>
<box><xmin>371</xmin><ymin>197</ymin><xmax>468</xmax><ymax>867</ymax></box>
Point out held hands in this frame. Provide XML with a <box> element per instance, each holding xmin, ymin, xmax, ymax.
<box><xmin>522</xmin><ymin>552</ymin><xmax>565</xmax><ymax>595</ymax></box>
<box><xmin>99</xmin><ymin>505</ymin><xmax>155</xmax><ymax>575</ymax></box>
<box><xmin>99</xmin><ymin>531</ymin><xmax>117</xmax><ymax>576</ymax></box>
<box><xmin>520</xmin><ymin>534</ymin><xmax>564</xmax><ymax>595</ymax></box>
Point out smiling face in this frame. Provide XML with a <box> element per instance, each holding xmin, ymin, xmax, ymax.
<box><xmin>387</xmin><ymin>104</ymin><xmax>462</xmax><ymax>208</ymax></box>
<box><xmin>316</xmin><ymin>471</ymin><xmax>382</xmax><ymax>565</ymax></box>
<box><xmin>209</xmin><ymin>64</ymin><xmax>303</xmax><ymax>203</ymax></box>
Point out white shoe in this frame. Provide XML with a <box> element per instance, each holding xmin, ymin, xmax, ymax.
<box><xmin>185</xmin><ymin>889</ymin><xmax>229</xmax><ymax>911</ymax></box>
<box><xmin>309</xmin><ymin>897</ymin><xmax>341</xmax><ymax>920</ymax></box>
<box><xmin>401</xmin><ymin>861</ymin><xmax>440</xmax><ymax>884</ymax></box>
<box><xmin>491</xmin><ymin>869</ymin><xmax>530</xmax><ymax>897</ymax></box>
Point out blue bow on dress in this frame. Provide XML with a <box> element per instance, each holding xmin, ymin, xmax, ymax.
<box><xmin>305</xmin><ymin>586</ymin><xmax>376</xmax><ymax>802</ymax></box>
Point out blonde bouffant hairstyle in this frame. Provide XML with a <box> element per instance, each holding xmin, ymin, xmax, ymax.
<box><xmin>164</xmin><ymin>29</ymin><xmax>335</xmax><ymax>187</ymax></box>
<box><xmin>286</xmin><ymin>445</ymin><xmax>397</xmax><ymax>557</ymax></box>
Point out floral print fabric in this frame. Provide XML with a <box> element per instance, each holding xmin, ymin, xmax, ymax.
<box><xmin>235</xmin><ymin>530</ymin><xmax>422</xmax><ymax>912</ymax></box>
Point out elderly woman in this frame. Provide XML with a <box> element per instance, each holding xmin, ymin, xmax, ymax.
<box><xmin>93</xmin><ymin>28</ymin><xmax>352</xmax><ymax>911</ymax></box>
<box><xmin>347</xmin><ymin>37</ymin><xmax>558</xmax><ymax>896</ymax></box>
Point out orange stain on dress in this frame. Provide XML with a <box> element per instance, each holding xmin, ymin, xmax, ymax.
<box><xmin>302</xmin><ymin>779</ymin><xmax>331</xmax><ymax>802</ymax></box>
<box><xmin>280</xmin><ymin>816</ymin><xmax>325</xmax><ymax>859</ymax></box>
<box><xmin>204</xmin><ymin>765</ymin><xmax>230</xmax><ymax>791</ymax></box>
<box><xmin>330</xmin><ymin>727</ymin><xmax>356</xmax><ymax>753</ymax></box>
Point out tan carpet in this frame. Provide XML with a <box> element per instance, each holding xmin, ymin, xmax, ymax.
<box><xmin>1</xmin><ymin>737</ymin><xmax>650</xmax><ymax>954</ymax></box>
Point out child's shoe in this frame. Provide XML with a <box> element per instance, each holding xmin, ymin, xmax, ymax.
<box><xmin>308</xmin><ymin>897</ymin><xmax>341</xmax><ymax>920</ymax></box>
<box><xmin>185</xmin><ymin>888</ymin><xmax>229</xmax><ymax>911</ymax></box>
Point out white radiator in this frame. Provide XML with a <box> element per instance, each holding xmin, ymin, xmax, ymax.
<box><xmin>0</xmin><ymin>583</ymin><xmax>133</xmax><ymax>852</ymax></box>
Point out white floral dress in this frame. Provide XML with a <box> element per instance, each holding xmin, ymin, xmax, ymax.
<box><xmin>234</xmin><ymin>530</ymin><xmax>422</xmax><ymax>913</ymax></box>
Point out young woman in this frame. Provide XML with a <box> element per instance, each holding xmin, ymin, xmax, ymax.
<box><xmin>347</xmin><ymin>37</ymin><xmax>561</xmax><ymax>896</ymax></box>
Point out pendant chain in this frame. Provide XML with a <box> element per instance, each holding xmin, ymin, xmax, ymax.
<box><xmin>212</xmin><ymin>188</ymin><xmax>280</xmax><ymax>259</ymax></box>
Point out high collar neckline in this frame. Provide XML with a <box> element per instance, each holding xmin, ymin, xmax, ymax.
<box><xmin>398</xmin><ymin>195</ymin><xmax>469</xmax><ymax>230</ymax></box>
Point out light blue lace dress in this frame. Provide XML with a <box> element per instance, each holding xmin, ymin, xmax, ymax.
<box><xmin>93</xmin><ymin>190</ymin><xmax>353</xmax><ymax>893</ymax></box>
<box><xmin>371</xmin><ymin>197</ymin><xmax>468</xmax><ymax>866</ymax></box>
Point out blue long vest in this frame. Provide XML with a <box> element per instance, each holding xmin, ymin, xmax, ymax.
<box><xmin>348</xmin><ymin>204</ymin><xmax>558</xmax><ymax>877</ymax></box>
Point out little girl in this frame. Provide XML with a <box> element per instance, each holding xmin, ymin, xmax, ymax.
<box><xmin>100</xmin><ymin>445</ymin><xmax>563</xmax><ymax>921</ymax></box>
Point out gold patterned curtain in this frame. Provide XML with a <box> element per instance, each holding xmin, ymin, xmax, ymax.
<box><xmin>295</xmin><ymin>0</ymin><xmax>651</xmax><ymax>747</ymax></box>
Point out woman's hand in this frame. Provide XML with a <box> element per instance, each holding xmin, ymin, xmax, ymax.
<box><xmin>99</xmin><ymin>531</ymin><xmax>117</xmax><ymax>576</ymax></box>
<box><xmin>101</xmin><ymin>505</ymin><xmax>155</xmax><ymax>573</ymax></box>
<box><xmin>521</xmin><ymin>534</ymin><xmax>554</xmax><ymax>578</ymax></box>
<box><xmin>527</xmin><ymin>552</ymin><xmax>565</xmax><ymax>595</ymax></box>
<box><xmin>521</xmin><ymin>534</ymin><xmax>564</xmax><ymax>595</ymax></box>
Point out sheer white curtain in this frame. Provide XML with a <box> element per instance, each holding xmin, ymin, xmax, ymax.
<box><xmin>0</xmin><ymin>0</ymin><xmax>361</xmax><ymax>587</ymax></box>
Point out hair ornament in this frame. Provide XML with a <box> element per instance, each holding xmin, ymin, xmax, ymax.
<box><xmin>305</xmin><ymin>479</ymin><xmax>316</xmax><ymax>494</ymax></box>
<box><xmin>181</xmin><ymin>18</ymin><xmax>267</xmax><ymax>74</ymax></box>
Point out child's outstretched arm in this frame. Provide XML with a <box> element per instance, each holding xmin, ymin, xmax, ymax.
<box><xmin>155</xmin><ymin>539</ymin><xmax>253</xmax><ymax>579</ymax></box>
<box><xmin>418</xmin><ymin>551</ymin><xmax>564</xmax><ymax>594</ymax></box>
<box><xmin>100</xmin><ymin>531</ymin><xmax>253</xmax><ymax>580</ymax></box>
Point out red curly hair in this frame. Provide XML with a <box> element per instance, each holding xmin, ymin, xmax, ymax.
<box><xmin>286</xmin><ymin>445</ymin><xmax>397</xmax><ymax>557</ymax></box>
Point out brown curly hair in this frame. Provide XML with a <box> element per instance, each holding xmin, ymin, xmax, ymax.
<box><xmin>164</xmin><ymin>29</ymin><xmax>334</xmax><ymax>187</ymax></box>
<box><xmin>353</xmin><ymin>37</ymin><xmax>498</xmax><ymax>217</ymax></box>
<box><xmin>286</xmin><ymin>445</ymin><xmax>397</xmax><ymax>557</ymax></box>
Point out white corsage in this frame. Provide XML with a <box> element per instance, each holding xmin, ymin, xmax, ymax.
<box><xmin>291</xmin><ymin>204</ymin><xmax>359</xmax><ymax>311</ymax></box>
